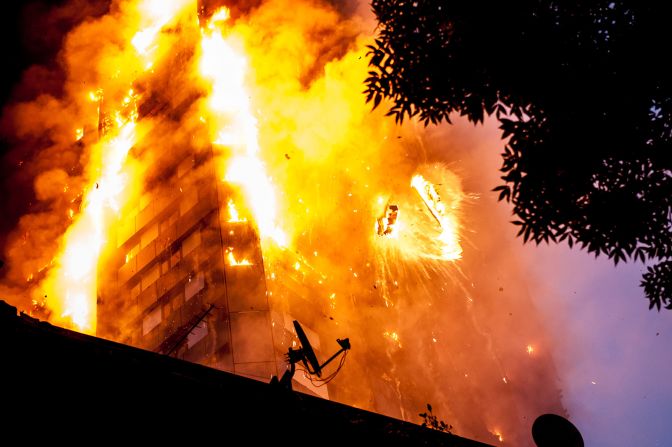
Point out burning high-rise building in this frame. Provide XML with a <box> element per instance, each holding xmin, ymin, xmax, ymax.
<box><xmin>1</xmin><ymin>1</ymin><xmax>566</xmax><ymax>445</ymax></box>
<box><xmin>96</xmin><ymin>139</ymin><xmax>279</xmax><ymax>379</ymax></box>
<box><xmin>94</xmin><ymin>83</ymin><xmax>335</xmax><ymax>393</ymax></box>
<box><xmin>92</xmin><ymin>3</ymin><xmax>334</xmax><ymax>395</ymax></box>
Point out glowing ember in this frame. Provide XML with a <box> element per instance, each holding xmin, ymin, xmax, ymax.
<box><xmin>384</xmin><ymin>331</ymin><xmax>402</xmax><ymax>348</ymax></box>
<box><xmin>88</xmin><ymin>90</ymin><xmax>101</xmax><ymax>102</ymax></box>
<box><xmin>491</xmin><ymin>429</ymin><xmax>504</xmax><ymax>443</ymax></box>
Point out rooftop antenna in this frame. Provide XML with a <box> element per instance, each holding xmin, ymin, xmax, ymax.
<box><xmin>270</xmin><ymin>320</ymin><xmax>350</xmax><ymax>390</ymax></box>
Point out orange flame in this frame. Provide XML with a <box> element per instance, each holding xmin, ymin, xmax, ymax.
<box><xmin>490</xmin><ymin>429</ymin><xmax>504</xmax><ymax>443</ymax></box>
<box><xmin>383</xmin><ymin>331</ymin><xmax>402</xmax><ymax>348</ymax></box>
<box><xmin>226</xmin><ymin>248</ymin><xmax>253</xmax><ymax>267</ymax></box>
<box><xmin>198</xmin><ymin>8</ymin><xmax>286</xmax><ymax>247</ymax></box>
<box><xmin>41</xmin><ymin>121</ymin><xmax>137</xmax><ymax>332</ymax></box>
<box><xmin>34</xmin><ymin>0</ymin><xmax>196</xmax><ymax>332</ymax></box>
<box><xmin>227</xmin><ymin>199</ymin><xmax>247</xmax><ymax>223</ymax></box>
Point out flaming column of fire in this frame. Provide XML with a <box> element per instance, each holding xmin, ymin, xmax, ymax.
<box><xmin>38</xmin><ymin>0</ymin><xmax>196</xmax><ymax>332</ymax></box>
<box><xmin>47</xmin><ymin>119</ymin><xmax>137</xmax><ymax>332</ymax></box>
<box><xmin>198</xmin><ymin>9</ymin><xmax>287</xmax><ymax>248</ymax></box>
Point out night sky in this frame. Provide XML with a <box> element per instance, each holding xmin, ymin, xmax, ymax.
<box><xmin>1</xmin><ymin>2</ymin><xmax>671</xmax><ymax>446</ymax></box>
<box><xmin>455</xmin><ymin>117</ymin><xmax>672</xmax><ymax>447</ymax></box>
<box><xmin>530</xmin><ymin>242</ymin><xmax>672</xmax><ymax>447</ymax></box>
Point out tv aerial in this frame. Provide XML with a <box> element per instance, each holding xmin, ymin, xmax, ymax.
<box><xmin>270</xmin><ymin>320</ymin><xmax>351</xmax><ymax>390</ymax></box>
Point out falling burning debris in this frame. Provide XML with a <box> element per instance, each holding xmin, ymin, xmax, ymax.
<box><xmin>376</xmin><ymin>203</ymin><xmax>400</xmax><ymax>237</ymax></box>
<box><xmin>411</xmin><ymin>174</ymin><xmax>462</xmax><ymax>261</ymax></box>
<box><xmin>0</xmin><ymin>0</ymin><xmax>567</xmax><ymax>444</ymax></box>
<box><xmin>383</xmin><ymin>330</ymin><xmax>402</xmax><ymax>349</ymax></box>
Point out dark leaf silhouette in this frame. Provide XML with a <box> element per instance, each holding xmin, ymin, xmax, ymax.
<box><xmin>365</xmin><ymin>1</ymin><xmax>672</xmax><ymax>311</ymax></box>
<box><xmin>419</xmin><ymin>403</ymin><xmax>453</xmax><ymax>434</ymax></box>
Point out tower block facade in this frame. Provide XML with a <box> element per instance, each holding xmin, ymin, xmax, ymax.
<box><xmin>97</xmin><ymin>138</ymin><xmax>277</xmax><ymax>380</ymax></box>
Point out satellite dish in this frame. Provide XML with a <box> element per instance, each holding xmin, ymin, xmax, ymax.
<box><xmin>293</xmin><ymin>320</ymin><xmax>322</xmax><ymax>377</ymax></box>
<box><xmin>270</xmin><ymin>320</ymin><xmax>350</xmax><ymax>390</ymax></box>
<box><xmin>532</xmin><ymin>414</ymin><xmax>584</xmax><ymax>447</ymax></box>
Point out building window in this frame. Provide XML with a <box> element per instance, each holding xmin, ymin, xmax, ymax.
<box><xmin>159</xmin><ymin>211</ymin><xmax>179</xmax><ymax>235</ymax></box>
<box><xmin>171</xmin><ymin>247</ymin><xmax>182</xmax><ymax>267</ymax></box>
<box><xmin>163</xmin><ymin>301</ymin><xmax>172</xmax><ymax>320</ymax></box>
<box><xmin>117</xmin><ymin>213</ymin><xmax>136</xmax><ymax>247</ymax></box>
<box><xmin>179</xmin><ymin>188</ymin><xmax>198</xmax><ymax>216</ymax></box>
<box><xmin>187</xmin><ymin>321</ymin><xmax>208</xmax><ymax>348</ymax></box>
<box><xmin>177</xmin><ymin>157</ymin><xmax>194</xmax><ymax>178</ymax></box>
<box><xmin>141</xmin><ymin>263</ymin><xmax>160</xmax><ymax>291</ymax></box>
<box><xmin>185</xmin><ymin>271</ymin><xmax>205</xmax><ymax>301</ymax></box>
<box><xmin>168</xmin><ymin>211</ymin><xmax>179</xmax><ymax>227</ymax></box>
<box><xmin>142</xmin><ymin>306</ymin><xmax>162</xmax><ymax>335</ymax></box>
<box><xmin>139</xmin><ymin>191</ymin><xmax>152</xmax><ymax>211</ymax></box>
<box><xmin>125</xmin><ymin>244</ymin><xmax>140</xmax><ymax>264</ymax></box>
<box><xmin>182</xmin><ymin>229</ymin><xmax>201</xmax><ymax>256</ymax></box>
<box><xmin>161</xmin><ymin>259</ymin><xmax>170</xmax><ymax>275</ymax></box>
<box><xmin>160</xmin><ymin>245</ymin><xmax>182</xmax><ymax>275</ymax></box>
<box><xmin>130</xmin><ymin>282</ymin><xmax>141</xmax><ymax>301</ymax></box>
<box><xmin>140</xmin><ymin>223</ymin><xmax>158</xmax><ymax>249</ymax></box>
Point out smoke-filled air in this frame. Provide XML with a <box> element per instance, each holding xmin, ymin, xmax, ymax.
<box><xmin>0</xmin><ymin>0</ymin><xmax>565</xmax><ymax>445</ymax></box>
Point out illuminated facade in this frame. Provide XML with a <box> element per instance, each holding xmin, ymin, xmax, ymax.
<box><xmin>97</xmin><ymin>142</ymin><xmax>278</xmax><ymax>380</ymax></box>
<box><xmin>92</xmin><ymin>2</ymin><xmax>332</xmax><ymax>393</ymax></box>
<box><xmin>95</xmin><ymin>130</ymin><xmax>329</xmax><ymax>397</ymax></box>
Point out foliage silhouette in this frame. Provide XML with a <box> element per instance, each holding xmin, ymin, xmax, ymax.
<box><xmin>419</xmin><ymin>403</ymin><xmax>453</xmax><ymax>434</ymax></box>
<box><xmin>366</xmin><ymin>1</ymin><xmax>672</xmax><ymax>310</ymax></box>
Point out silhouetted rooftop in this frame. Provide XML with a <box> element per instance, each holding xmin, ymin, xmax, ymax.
<box><xmin>1</xmin><ymin>300</ymin><xmax>492</xmax><ymax>446</ymax></box>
